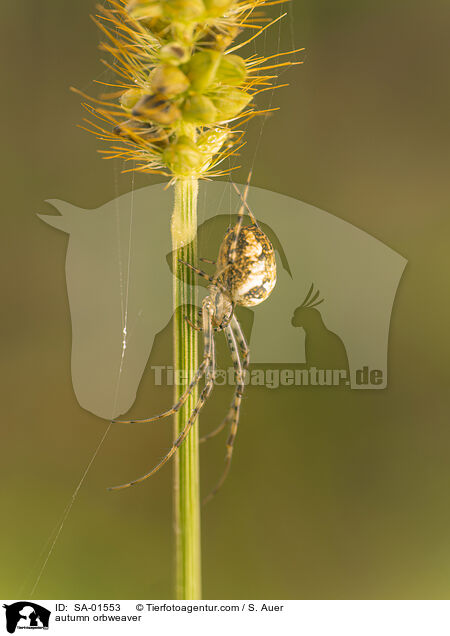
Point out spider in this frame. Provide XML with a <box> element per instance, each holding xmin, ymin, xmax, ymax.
<box><xmin>110</xmin><ymin>177</ymin><xmax>277</xmax><ymax>501</ymax></box>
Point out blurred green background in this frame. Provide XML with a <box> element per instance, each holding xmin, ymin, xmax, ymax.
<box><xmin>1</xmin><ymin>0</ymin><xmax>450</xmax><ymax>599</ymax></box>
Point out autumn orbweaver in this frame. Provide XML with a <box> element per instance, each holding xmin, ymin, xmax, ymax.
<box><xmin>110</xmin><ymin>179</ymin><xmax>277</xmax><ymax>501</ymax></box>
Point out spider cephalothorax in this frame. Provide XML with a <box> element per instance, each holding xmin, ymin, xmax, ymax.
<box><xmin>111</xmin><ymin>180</ymin><xmax>276</xmax><ymax>501</ymax></box>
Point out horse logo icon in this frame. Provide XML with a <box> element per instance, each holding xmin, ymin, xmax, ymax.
<box><xmin>3</xmin><ymin>602</ymin><xmax>50</xmax><ymax>634</ymax></box>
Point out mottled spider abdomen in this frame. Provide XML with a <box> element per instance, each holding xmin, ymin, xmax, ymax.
<box><xmin>217</xmin><ymin>224</ymin><xmax>277</xmax><ymax>307</ymax></box>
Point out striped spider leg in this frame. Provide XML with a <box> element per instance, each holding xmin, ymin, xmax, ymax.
<box><xmin>201</xmin><ymin>314</ymin><xmax>250</xmax><ymax>445</ymax></box>
<box><xmin>228</xmin><ymin>174</ymin><xmax>258</xmax><ymax>264</ymax></box>
<box><xmin>109</xmin><ymin>298</ymin><xmax>216</xmax><ymax>491</ymax></box>
<box><xmin>203</xmin><ymin>315</ymin><xmax>250</xmax><ymax>504</ymax></box>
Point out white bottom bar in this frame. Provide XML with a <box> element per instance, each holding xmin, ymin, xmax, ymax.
<box><xmin>2</xmin><ymin>600</ymin><xmax>449</xmax><ymax>636</ymax></box>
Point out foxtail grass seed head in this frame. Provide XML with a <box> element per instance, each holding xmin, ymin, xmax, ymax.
<box><xmin>78</xmin><ymin>0</ymin><xmax>300</xmax><ymax>179</ymax></box>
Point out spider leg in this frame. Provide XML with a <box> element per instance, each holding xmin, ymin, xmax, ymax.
<box><xmin>200</xmin><ymin>315</ymin><xmax>248</xmax><ymax>443</ymax></box>
<box><xmin>200</xmin><ymin>413</ymin><xmax>227</xmax><ymax>444</ymax></box>
<box><xmin>228</xmin><ymin>171</ymin><xmax>254</xmax><ymax>264</ymax></box>
<box><xmin>109</xmin><ymin>301</ymin><xmax>216</xmax><ymax>490</ymax></box>
<box><xmin>229</xmin><ymin>211</ymin><xmax>244</xmax><ymax>266</ymax></box>
<box><xmin>113</xmin><ymin>357</ymin><xmax>209</xmax><ymax>424</ymax></box>
<box><xmin>231</xmin><ymin>177</ymin><xmax>258</xmax><ymax>225</ymax></box>
<box><xmin>177</xmin><ymin>259</ymin><xmax>231</xmax><ymax>300</ymax></box>
<box><xmin>199</xmin><ymin>257</ymin><xmax>216</xmax><ymax>265</ymax></box>
<box><xmin>200</xmin><ymin>355</ymin><xmax>237</xmax><ymax>443</ymax></box>
<box><xmin>184</xmin><ymin>315</ymin><xmax>203</xmax><ymax>332</ymax></box>
<box><xmin>230</xmin><ymin>314</ymin><xmax>250</xmax><ymax>373</ymax></box>
<box><xmin>203</xmin><ymin>320</ymin><xmax>245</xmax><ymax>504</ymax></box>
<box><xmin>177</xmin><ymin>259</ymin><xmax>213</xmax><ymax>283</ymax></box>
<box><xmin>178</xmin><ymin>258</ymin><xmax>235</xmax><ymax>306</ymax></box>
<box><xmin>109</xmin><ymin>376</ymin><xmax>215</xmax><ymax>491</ymax></box>
<box><xmin>184</xmin><ymin>315</ymin><xmax>221</xmax><ymax>334</ymax></box>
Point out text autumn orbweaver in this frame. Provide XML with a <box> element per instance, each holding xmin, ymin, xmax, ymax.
<box><xmin>110</xmin><ymin>179</ymin><xmax>277</xmax><ymax>500</ymax></box>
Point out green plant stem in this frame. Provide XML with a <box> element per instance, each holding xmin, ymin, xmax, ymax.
<box><xmin>171</xmin><ymin>177</ymin><xmax>202</xmax><ymax>600</ymax></box>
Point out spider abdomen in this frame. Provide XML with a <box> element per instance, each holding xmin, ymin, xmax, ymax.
<box><xmin>217</xmin><ymin>224</ymin><xmax>277</xmax><ymax>307</ymax></box>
